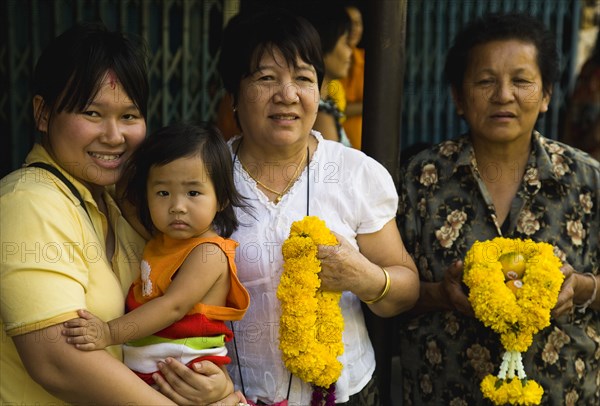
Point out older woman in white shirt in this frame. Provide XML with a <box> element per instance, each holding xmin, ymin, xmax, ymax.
<box><xmin>217</xmin><ymin>9</ymin><xmax>419</xmax><ymax>406</ymax></box>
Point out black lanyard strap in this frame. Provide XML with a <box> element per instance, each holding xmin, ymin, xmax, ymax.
<box><xmin>28</xmin><ymin>162</ymin><xmax>91</xmax><ymax>220</ymax></box>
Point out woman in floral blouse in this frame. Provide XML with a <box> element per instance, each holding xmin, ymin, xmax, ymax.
<box><xmin>397</xmin><ymin>12</ymin><xmax>600</xmax><ymax>405</ymax></box>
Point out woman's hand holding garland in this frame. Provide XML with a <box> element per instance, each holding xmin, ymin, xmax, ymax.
<box><xmin>278</xmin><ymin>216</ymin><xmax>345</xmax><ymax>406</ymax></box>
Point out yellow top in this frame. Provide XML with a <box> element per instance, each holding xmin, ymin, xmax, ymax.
<box><xmin>327</xmin><ymin>79</ymin><xmax>347</xmax><ymax>120</ymax></box>
<box><xmin>0</xmin><ymin>144</ymin><xmax>146</xmax><ymax>404</ymax></box>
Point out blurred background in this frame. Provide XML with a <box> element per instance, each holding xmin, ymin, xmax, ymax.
<box><xmin>1</xmin><ymin>1</ymin><xmax>598</xmax><ymax>403</ymax></box>
<box><xmin>2</xmin><ymin>0</ymin><xmax>598</xmax><ymax>178</ymax></box>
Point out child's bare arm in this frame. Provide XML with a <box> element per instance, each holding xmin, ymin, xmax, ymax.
<box><xmin>64</xmin><ymin>243</ymin><xmax>230</xmax><ymax>348</ymax></box>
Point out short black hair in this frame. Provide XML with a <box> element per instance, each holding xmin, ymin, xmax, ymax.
<box><xmin>300</xmin><ymin>3</ymin><xmax>352</xmax><ymax>55</ymax></box>
<box><xmin>124</xmin><ymin>123</ymin><xmax>246</xmax><ymax>238</ymax></box>
<box><xmin>444</xmin><ymin>12</ymin><xmax>559</xmax><ymax>96</ymax></box>
<box><xmin>218</xmin><ymin>8</ymin><xmax>324</xmax><ymax>106</ymax></box>
<box><xmin>33</xmin><ymin>22</ymin><xmax>149</xmax><ymax>123</ymax></box>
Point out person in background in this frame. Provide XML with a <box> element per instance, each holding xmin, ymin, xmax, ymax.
<box><xmin>397</xmin><ymin>12</ymin><xmax>599</xmax><ymax>405</ymax></box>
<box><xmin>339</xmin><ymin>1</ymin><xmax>365</xmax><ymax>149</ymax></box>
<box><xmin>0</xmin><ymin>23</ymin><xmax>238</xmax><ymax>405</ymax></box>
<box><xmin>563</xmin><ymin>29</ymin><xmax>600</xmax><ymax>161</ymax></box>
<box><xmin>62</xmin><ymin>123</ymin><xmax>250</xmax><ymax>387</ymax></box>
<box><xmin>303</xmin><ymin>4</ymin><xmax>354</xmax><ymax>146</ymax></box>
<box><xmin>218</xmin><ymin>8</ymin><xmax>419</xmax><ymax>405</ymax></box>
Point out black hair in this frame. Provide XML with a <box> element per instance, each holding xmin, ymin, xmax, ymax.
<box><xmin>124</xmin><ymin>123</ymin><xmax>246</xmax><ymax>238</ymax></box>
<box><xmin>218</xmin><ymin>8</ymin><xmax>324</xmax><ymax>107</ymax></box>
<box><xmin>300</xmin><ymin>3</ymin><xmax>352</xmax><ymax>55</ymax></box>
<box><xmin>33</xmin><ymin>22</ymin><xmax>149</xmax><ymax>125</ymax></box>
<box><xmin>444</xmin><ymin>12</ymin><xmax>560</xmax><ymax>96</ymax></box>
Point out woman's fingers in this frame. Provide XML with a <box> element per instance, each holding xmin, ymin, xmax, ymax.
<box><xmin>444</xmin><ymin>260</ymin><xmax>474</xmax><ymax>316</ymax></box>
<box><xmin>155</xmin><ymin>359</ymin><xmax>231</xmax><ymax>405</ymax></box>
<box><xmin>552</xmin><ymin>262</ymin><xmax>576</xmax><ymax>318</ymax></box>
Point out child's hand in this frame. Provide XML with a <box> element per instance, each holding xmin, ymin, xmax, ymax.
<box><xmin>62</xmin><ymin>309</ymin><xmax>112</xmax><ymax>350</ymax></box>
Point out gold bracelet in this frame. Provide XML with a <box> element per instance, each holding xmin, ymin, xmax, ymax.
<box><xmin>363</xmin><ymin>266</ymin><xmax>391</xmax><ymax>304</ymax></box>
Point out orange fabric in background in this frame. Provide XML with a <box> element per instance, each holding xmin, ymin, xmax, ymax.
<box><xmin>216</xmin><ymin>93</ymin><xmax>240</xmax><ymax>141</ymax></box>
<box><xmin>339</xmin><ymin>47</ymin><xmax>365</xmax><ymax>149</ymax></box>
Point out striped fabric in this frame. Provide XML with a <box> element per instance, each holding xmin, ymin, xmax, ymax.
<box><xmin>123</xmin><ymin>234</ymin><xmax>249</xmax><ymax>384</ymax></box>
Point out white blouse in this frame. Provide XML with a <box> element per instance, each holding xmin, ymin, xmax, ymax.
<box><xmin>227</xmin><ymin>131</ymin><xmax>398</xmax><ymax>404</ymax></box>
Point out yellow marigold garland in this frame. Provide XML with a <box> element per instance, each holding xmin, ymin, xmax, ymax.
<box><xmin>463</xmin><ymin>237</ymin><xmax>564</xmax><ymax>405</ymax></box>
<box><xmin>277</xmin><ymin>216</ymin><xmax>344</xmax><ymax>390</ymax></box>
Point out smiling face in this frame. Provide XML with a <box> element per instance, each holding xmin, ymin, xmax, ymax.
<box><xmin>37</xmin><ymin>72</ymin><xmax>146</xmax><ymax>192</ymax></box>
<box><xmin>453</xmin><ymin>39</ymin><xmax>551</xmax><ymax>147</ymax></box>
<box><xmin>236</xmin><ymin>48</ymin><xmax>320</xmax><ymax>148</ymax></box>
<box><xmin>147</xmin><ymin>155</ymin><xmax>219</xmax><ymax>240</ymax></box>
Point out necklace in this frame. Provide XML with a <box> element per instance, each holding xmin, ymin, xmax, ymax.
<box><xmin>239</xmin><ymin>145</ymin><xmax>308</xmax><ymax>204</ymax></box>
<box><xmin>232</xmin><ymin>137</ymin><xmax>312</xmax><ymax>402</ymax></box>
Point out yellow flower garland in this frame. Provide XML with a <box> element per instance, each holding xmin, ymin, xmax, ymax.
<box><xmin>277</xmin><ymin>216</ymin><xmax>345</xmax><ymax>389</ymax></box>
<box><xmin>463</xmin><ymin>237</ymin><xmax>564</xmax><ymax>405</ymax></box>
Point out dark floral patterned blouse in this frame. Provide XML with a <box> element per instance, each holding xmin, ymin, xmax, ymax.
<box><xmin>397</xmin><ymin>132</ymin><xmax>600</xmax><ymax>406</ymax></box>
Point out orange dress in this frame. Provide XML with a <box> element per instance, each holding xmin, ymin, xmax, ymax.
<box><xmin>339</xmin><ymin>47</ymin><xmax>365</xmax><ymax>149</ymax></box>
